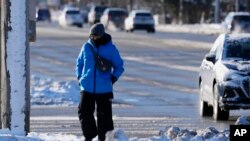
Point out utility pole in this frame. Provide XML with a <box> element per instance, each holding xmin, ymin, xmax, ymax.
<box><xmin>1</xmin><ymin>0</ymin><xmax>30</xmax><ymax>135</ymax></box>
<box><xmin>235</xmin><ymin>0</ymin><xmax>239</xmax><ymax>12</ymax></box>
<box><xmin>179</xmin><ymin>0</ymin><xmax>183</xmax><ymax>24</ymax></box>
<box><xmin>214</xmin><ymin>0</ymin><xmax>220</xmax><ymax>23</ymax></box>
<box><xmin>161</xmin><ymin>0</ymin><xmax>166</xmax><ymax>24</ymax></box>
<box><xmin>127</xmin><ymin>0</ymin><xmax>133</xmax><ymax>11</ymax></box>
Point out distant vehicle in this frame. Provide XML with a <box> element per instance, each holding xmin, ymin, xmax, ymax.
<box><xmin>199</xmin><ymin>33</ymin><xmax>250</xmax><ymax>121</ymax></box>
<box><xmin>36</xmin><ymin>8</ymin><xmax>51</xmax><ymax>22</ymax></box>
<box><xmin>58</xmin><ymin>7</ymin><xmax>83</xmax><ymax>28</ymax></box>
<box><xmin>222</xmin><ymin>12</ymin><xmax>250</xmax><ymax>33</ymax></box>
<box><xmin>100</xmin><ymin>8</ymin><xmax>128</xmax><ymax>30</ymax></box>
<box><xmin>80</xmin><ymin>8</ymin><xmax>89</xmax><ymax>23</ymax></box>
<box><xmin>88</xmin><ymin>5</ymin><xmax>108</xmax><ymax>25</ymax></box>
<box><xmin>124</xmin><ymin>10</ymin><xmax>155</xmax><ymax>33</ymax></box>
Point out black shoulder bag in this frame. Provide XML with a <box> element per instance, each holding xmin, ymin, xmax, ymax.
<box><xmin>89</xmin><ymin>45</ymin><xmax>113</xmax><ymax>72</ymax></box>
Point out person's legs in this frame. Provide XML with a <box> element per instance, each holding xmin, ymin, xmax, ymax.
<box><xmin>96</xmin><ymin>93</ymin><xmax>114</xmax><ymax>141</ymax></box>
<box><xmin>78</xmin><ymin>91</ymin><xmax>98</xmax><ymax>140</ymax></box>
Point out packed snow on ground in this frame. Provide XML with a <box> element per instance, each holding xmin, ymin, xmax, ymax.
<box><xmin>0</xmin><ymin>75</ymin><xmax>249</xmax><ymax>140</ymax></box>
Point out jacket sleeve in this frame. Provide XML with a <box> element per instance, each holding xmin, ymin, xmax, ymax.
<box><xmin>76</xmin><ymin>45</ymin><xmax>85</xmax><ymax>80</ymax></box>
<box><xmin>111</xmin><ymin>45</ymin><xmax>124</xmax><ymax>80</ymax></box>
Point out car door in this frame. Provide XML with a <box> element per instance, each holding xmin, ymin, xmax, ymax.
<box><xmin>203</xmin><ymin>35</ymin><xmax>224</xmax><ymax>103</ymax></box>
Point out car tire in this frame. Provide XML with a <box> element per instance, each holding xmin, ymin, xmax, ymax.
<box><xmin>213</xmin><ymin>83</ymin><xmax>229</xmax><ymax>120</ymax></box>
<box><xmin>78</xmin><ymin>24</ymin><xmax>83</xmax><ymax>28</ymax></box>
<box><xmin>199</xmin><ymin>81</ymin><xmax>213</xmax><ymax>117</ymax></box>
<box><xmin>147</xmin><ymin>29</ymin><xmax>155</xmax><ymax>33</ymax></box>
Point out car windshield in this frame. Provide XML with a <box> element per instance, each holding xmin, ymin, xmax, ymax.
<box><xmin>66</xmin><ymin>11</ymin><xmax>80</xmax><ymax>15</ymax></box>
<box><xmin>95</xmin><ymin>6</ymin><xmax>107</xmax><ymax>13</ymax></box>
<box><xmin>135</xmin><ymin>13</ymin><xmax>152</xmax><ymax>17</ymax></box>
<box><xmin>224</xmin><ymin>39</ymin><xmax>250</xmax><ymax>61</ymax></box>
<box><xmin>109</xmin><ymin>11</ymin><xmax>127</xmax><ymax>17</ymax></box>
<box><xmin>233</xmin><ymin>15</ymin><xmax>250</xmax><ymax>23</ymax></box>
<box><xmin>38</xmin><ymin>9</ymin><xmax>50</xmax><ymax>17</ymax></box>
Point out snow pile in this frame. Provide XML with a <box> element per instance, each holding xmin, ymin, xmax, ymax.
<box><xmin>129</xmin><ymin>127</ymin><xmax>229</xmax><ymax>141</ymax></box>
<box><xmin>30</xmin><ymin>75</ymin><xmax>80</xmax><ymax>106</ymax></box>
<box><xmin>156</xmin><ymin>24</ymin><xmax>223</xmax><ymax>35</ymax></box>
<box><xmin>235</xmin><ymin>116</ymin><xmax>250</xmax><ymax>125</ymax></box>
<box><xmin>0</xmin><ymin>127</ymin><xmax>230</xmax><ymax>141</ymax></box>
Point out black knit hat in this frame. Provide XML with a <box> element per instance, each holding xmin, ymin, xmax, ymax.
<box><xmin>89</xmin><ymin>23</ymin><xmax>105</xmax><ymax>37</ymax></box>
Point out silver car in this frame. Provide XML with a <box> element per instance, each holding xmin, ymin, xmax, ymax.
<box><xmin>59</xmin><ymin>7</ymin><xmax>83</xmax><ymax>28</ymax></box>
<box><xmin>199</xmin><ymin>33</ymin><xmax>250</xmax><ymax>121</ymax></box>
<box><xmin>88</xmin><ymin>5</ymin><xmax>108</xmax><ymax>25</ymax></box>
<box><xmin>222</xmin><ymin>12</ymin><xmax>250</xmax><ymax>33</ymax></box>
<box><xmin>124</xmin><ymin>10</ymin><xmax>155</xmax><ymax>33</ymax></box>
<box><xmin>100</xmin><ymin>8</ymin><xmax>128</xmax><ymax>30</ymax></box>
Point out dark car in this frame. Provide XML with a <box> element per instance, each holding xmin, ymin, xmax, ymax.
<box><xmin>199</xmin><ymin>33</ymin><xmax>250</xmax><ymax>121</ymax></box>
<box><xmin>222</xmin><ymin>12</ymin><xmax>250</xmax><ymax>33</ymax></box>
<box><xmin>36</xmin><ymin>8</ymin><xmax>51</xmax><ymax>22</ymax></box>
<box><xmin>100</xmin><ymin>8</ymin><xmax>128</xmax><ymax>30</ymax></box>
<box><xmin>88</xmin><ymin>5</ymin><xmax>108</xmax><ymax>25</ymax></box>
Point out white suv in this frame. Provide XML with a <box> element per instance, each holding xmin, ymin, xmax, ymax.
<box><xmin>222</xmin><ymin>12</ymin><xmax>250</xmax><ymax>33</ymax></box>
<box><xmin>59</xmin><ymin>7</ymin><xmax>83</xmax><ymax>28</ymax></box>
<box><xmin>124</xmin><ymin>10</ymin><xmax>155</xmax><ymax>33</ymax></box>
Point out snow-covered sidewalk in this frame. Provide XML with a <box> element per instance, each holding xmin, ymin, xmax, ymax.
<box><xmin>0</xmin><ymin>116</ymin><xmax>249</xmax><ymax>141</ymax></box>
<box><xmin>156</xmin><ymin>24</ymin><xmax>224</xmax><ymax>35</ymax></box>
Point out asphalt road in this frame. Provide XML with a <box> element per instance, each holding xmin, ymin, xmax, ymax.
<box><xmin>30</xmin><ymin>22</ymin><xmax>249</xmax><ymax>137</ymax></box>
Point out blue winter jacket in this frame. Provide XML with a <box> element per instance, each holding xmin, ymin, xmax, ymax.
<box><xmin>76</xmin><ymin>38</ymin><xmax>124</xmax><ymax>94</ymax></box>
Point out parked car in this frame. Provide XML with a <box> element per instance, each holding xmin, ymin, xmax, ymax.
<box><xmin>199</xmin><ymin>33</ymin><xmax>250</xmax><ymax>121</ymax></box>
<box><xmin>88</xmin><ymin>5</ymin><xmax>108</xmax><ymax>25</ymax></box>
<box><xmin>58</xmin><ymin>7</ymin><xmax>83</xmax><ymax>28</ymax></box>
<box><xmin>124</xmin><ymin>10</ymin><xmax>155</xmax><ymax>33</ymax></box>
<box><xmin>100</xmin><ymin>8</ymin><xmax>128</xmax><ymax>30</ymax></box>
<box><xmin>36</xmin><ymin>8</ymin><xmax>51</xmax><ymax>22</ymax></box>
<box><xmin>80</xmin><ymin>8</ymin><xmax>89</xmax><ymax>23</ymax></box>
<box><xmin>222</xmin><ymin>12</ymin><xmax>250</xmax><ymax>33</ymax></box>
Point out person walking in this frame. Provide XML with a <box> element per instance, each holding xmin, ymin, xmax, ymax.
<box><xmin>76</xmin><ymin>23</ymin><xmax>124</xmax><ymax>141</ymax></box>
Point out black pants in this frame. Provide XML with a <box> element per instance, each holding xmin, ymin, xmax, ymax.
<box><xmin>78</xmin><ymin>91</ymin><xmax>114</xmax><ymax>140</ymax></box>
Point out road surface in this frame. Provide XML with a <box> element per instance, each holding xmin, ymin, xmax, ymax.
<box><xmin>30</xmin><ymin>22</ymin><xmax>249</xmax><ymax>137</ymax></box>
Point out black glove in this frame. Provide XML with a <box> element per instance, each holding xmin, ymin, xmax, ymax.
<box><xmin>77</xmin><ymin>76</ymin><xmax>81</xmax><ymax>80</ymax></box>
<box><xmin>77</xmin><ymin>76</ymin><xmax>81</xmax><ymax>86</ymax></box>
<box><xmin>111</xmin><ymin>75</ymin><xmax>117</xmax><ymax>84</ymax></box>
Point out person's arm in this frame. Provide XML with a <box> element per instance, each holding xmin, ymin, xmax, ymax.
<box><xmin>111</xmin><ymin>45</ymin><xmax>124</xmax><ymax>84</ymax></box>
<box><xmin>76</xmin><ymin>45</ymin><xmax>85</xmax><ymax>81</ymax></box>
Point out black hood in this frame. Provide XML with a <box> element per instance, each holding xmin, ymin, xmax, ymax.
<box><xmin>90</xmin><ymin>33</ymin><xmax>112</xmax><ymax>47</ymax></box>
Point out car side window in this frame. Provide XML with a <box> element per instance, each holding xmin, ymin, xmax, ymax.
<box><xmin>210</xmin><ymin>34</ymin><xmax>224</xmax><ymax>61</ymax></box>
<box><xmin>225</xmin><ymin>14</ymin><xmax>232</xmax><ymax>24</ymax></box>
<box><xmin>215</xmin><ymin>43</ymin><xmax>223</xmax><ymax>61</ymax></box>
<box><xmin>103</xmin><ymin>9</ymin><xmax>108</xmax><ymax>15</ymax></box>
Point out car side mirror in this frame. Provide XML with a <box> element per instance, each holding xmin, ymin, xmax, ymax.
<box><xmin>205</xmin><ymin>54</ymin><xmax>216</xmax><ymax>64</ymax></box>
